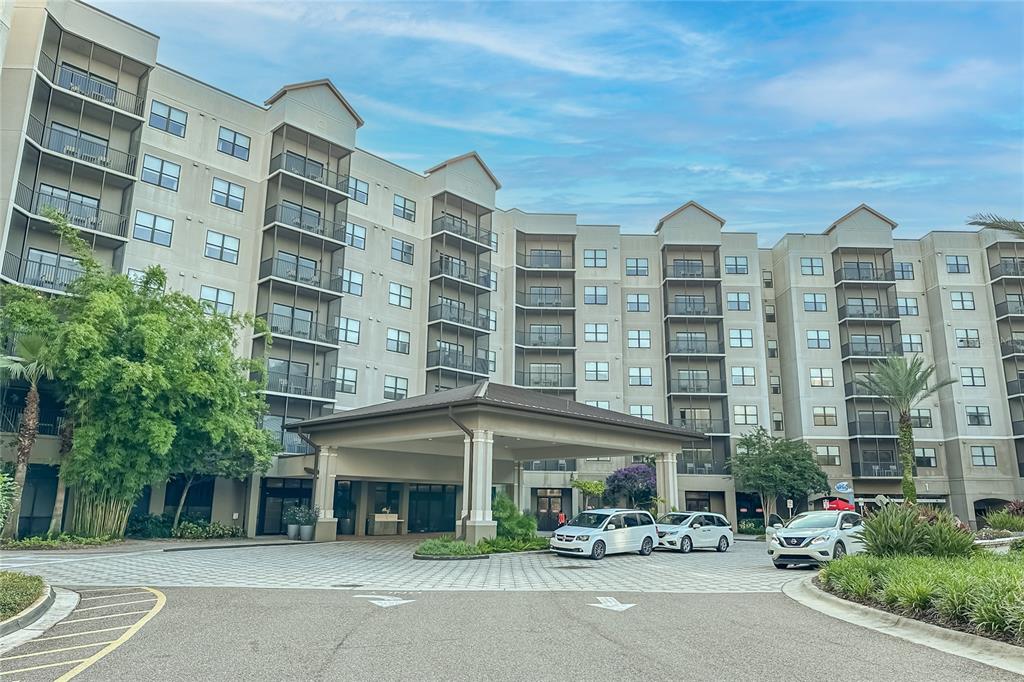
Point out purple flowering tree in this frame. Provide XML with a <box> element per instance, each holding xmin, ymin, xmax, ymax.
<box><xmin>604</xmin><ymin>463</ymin><xmax>657</xmax><ymax>509</ymax></box>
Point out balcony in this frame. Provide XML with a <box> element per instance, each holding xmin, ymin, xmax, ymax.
<box><xmin>2</xmin><ymin>251</ymin><xmax>83</xmax><ymax>293</ymax></box>
<box><xmin>264</xmin><ymin>204</ymin><xmax>347</xmax><ymax>243</ymax></box>
<box><xmin>676</xmin><ymin>452</ymin><xmax>729</xmax><ymax>475</ymax></box>
<box><xmin>665</xmin><ymin>301</ymin><xmax>722</xmax><ymax>317</ymax></box>
<box><xmin>432</xmin><ymin>215</ymin><xmax>494</xmax><ymax>250</ymax></box>
<box><xmin>258</xmin><ymin>257</ymin><xmax>343</xmax><ymax>295</ymax></box>
<box><xmin>841</xmin><ymin>342</ymin><xmax>902</xmax><ymax>358</ymax></box>
<box><xmin>268</xmin><ymin>152</ymin><xmax>348</xmax><ymax>193</ymax></box>
<box><xmin>851</xmin><ymin>461</ymin><xmax>905</xmax><ymax>478</ymax></box>
<box><xmin>666</xmin><ymin>339</ymin><xmax>725</xmax><ymax>355</ymax></box>
<box><xmin>514</xmin><ymin>331</ymin><xmax>575</xmax><ymax>348</ymax></box>
<box><xmin>26</xmin><ymin>116</ymin><xmax>136</xmax><ymax>176</ymax></box>
<box><xmin>1012</xmin><ymin>421</ymin><xmax>1024</xmax><ymax>437</ymax></box>
<box><xmin>428</xmin><ymin>304</ymin><xmax>492</xmax><ymax>332</ymax></box>
<box><xmin>664</xmin><ymin>264</ymin><xmax>720</xmax><ymax>279</ymax></box>
<box><xmin>838</xmin><ymin>304</ymin><xmax>899</xmax><ymax>321</ymax></box>
<box><xmin>15</xmin><ymin>183</ymin><xmax>130</xmax><ymax>240</ymax></box>
<box><xmin>258</xmin><ymin>313</ymin><xmax>339</xmax><ymax>346</ymax></box>
<box><xmin>0</xmin><ymin>406</ymin><xmax>65</xmax><ymax>436</ymax></box>
<box><xmin>263</xmin><ymin>372</ymin><xmax>337</xmax><ymax>400</ymax></box>
<box><xmin>1002</xmin><ymin>339</ymin><xmax>1024</xmax><ymax>357</ymax></box>
<box><xmin>266</xmin><ymin>429</ymin><xmax>315</xmax><ymax>455</ymax></box>
<box><xmin>426</xmin><ymin>350</ymin><xmax>489</xmax><ymax>376</ymax></box>
<box><xmin>848</xmin><ymin>420</ymin><xmax>897</xmax><ymax>437</ymax></box>
<box><xmin>1007</xmin><ymin>379</ymin><xmax>1024</xmax><ymax>397</ymax></box>
<box><xmin>515</xmin><ymin>371</ymin><xmax>576</xmax><ymax>389</ymax></box>
<box><xmin>834</xmin><ymin>267</ymin><xmax>895</xmax><ymax>283</ymax></box>
<box><xmin>990</xmin><ymin>261</ymin><xmax>1024</xmax><ymax>279</ymax></box>
<box><xmin>38</xmin><ymin>52</ymin><xmax>144</xmax><ymax>117</ymax></box>
<box><xmin>671</xmin><ymin>418</ymin><xmax>729</xmax><ymax>434</ymax></box>
<box><xmin>515</xmin><ymin>291</ymin><xmax>574</xmax><ymax>308</ymax></box>
<box><xmin>668</xmin><ymin>379</ymin><xmax>728</xmax><ymax>395</ymax></box>
<box><xmin>844</xmin><ymin>382</ymin><xmax>880</xmax><ymax>399</ymax></box>
<box><xmin>995</xmin><ymin>301</ymin><xmax>1024</xmax><ymax>317</ymax></box>
<box><xmin>515</xmin><ymin>252</ymin><xmax>573</xmax><ymax>269</ymax></box>
<box><xmin>430</xmin><ymin>259</ymin><xmax>495</xmax><ymax>290</ymax></box>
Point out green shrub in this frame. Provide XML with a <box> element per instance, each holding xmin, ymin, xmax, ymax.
<box><xmin>415</xmin><ymin>536</ymin><xmax>483</xmax><ymax>556</ymax></box>
<box><xmin>478</xmin><ymin>536</ymin><xmax>550</xmax><ymax>553</ymax></box>
<box><xmin>126</xmin><ymin>512</ymin><xmax>174</xmax><ymax>538</ymax></box>
<box><xmin>924</xmin><ymin>511</ymin><xmax>976</xmax><ymax>557</ymax></box>
<box><xmin>0</xmin><ymin>534</ymin><xmax>118</xmax><ymax>550</ymax></box>
<box><xmin>970</xmin><ymin>577</ymin><xmax>1016</xmax><ymax>635</ymax></box>
<box><xmin>935</xmin><ymin>573</ymin><xmax>974</xmax><ymax>621</ymax></box>
<box><xmin>170</xmin><ymin>520</ymin><xmax>244</xmax><ymax>539</ymax></box>
<box><xmin>862</xmin><ymin>504</ymin><xmax>929</xmax><ymax>557</ymax></box>
<box><xmin>984</xmin><ymin>509</ymin><xmax>1024</xmax><ymax>533</ymax></box>
<box><xmin>738</xmin><ymin>520</ymin><xmax>766</xmax><ymax>535</ymax></box>
<box><xmin>0</xmin><ymin>471</ymin><xmax>17</xmax><ymax>535</ymax></box>
<box><xmin>0</xmin><ymin>572</ymin><xmax>44</xmax><ymax>620</ymax></box>
<box><xmin>492</xmin><ymin>493</ymin><xmax>537</xmax><ymax>541</ymax></box>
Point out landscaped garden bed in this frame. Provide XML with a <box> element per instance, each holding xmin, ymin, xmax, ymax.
<box><xmin>0</xmin><ymin>534</ymin><xmax>121</xmax><ymax>550</ymax></box>
<box><xmin>414</xmin><ymin>535</ymin><xmax>549</xmax><ymax>558</ymax></box>
<box><xmin>0</xmin><ymin>572</ymin><xmax>45</xmax><ymax>621</ymax></box>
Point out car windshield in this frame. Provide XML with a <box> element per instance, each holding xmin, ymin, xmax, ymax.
<box><xmin>786</xmin><ymin>513</ymin><xmax>840</xmax><ymax>530</ymax></box>
<box><xmin>568</xmin><ymin>512</ymin><xmax>610</xmax><ymax>529</ymax></box>
<box><xmin>657</xmin><ymin>513</ymin><xmax>692</xmax><ymax>525</ymax></box>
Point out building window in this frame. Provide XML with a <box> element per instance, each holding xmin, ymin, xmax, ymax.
<box><xmin>391</xmin><ymin>238</ymin><xmax>414</xmax><ymax>265</ymax></box>
<box><xmin>628</xmin><ymin>367</ymin><xmax>653</xmax><ymax>386</ymax></box>
<box><xmin>951</xmin><ymin>291</ymin><xmax>975</xmax><ymax>310</ymax></box>
<box><xmin>724</xmin><ymin>256</ymin><xmax>748</xmax><ymax>275</ymax></box>
<box><xmin>338</xmin><ymin>317</ymin><xmax>360</xmax><ymax>344</ymax></box>
<box><xmin>199</xmin><ymin>285</ymin><xmax>234</xmax><ymax>315</ymax></box>
<box><xmin>806</xmin><ymin>330</ymin><xmax>831</xmax><ymax>349</ymax></box>
<box><xmin>812</xmin><ymin>406</ymin><xmax>838</xmax><ymax>426</ymax></box>
<box><xmin>901</xmin><ymin>334</ymin><xmax>924</xmax><ymax>353</ymax></box>
<box><xmin>800</xmin><ymin>257</ymin><xmax>824</xmax><ymax>276</ymax></box>
<box><xmin>626</xmin><ymin>293</ymin><xmax>650</xmax><ymax>312</ymax></box>
<box><xmin>946</xmin><ymin>255</ymin><xmax>970</xmax><ymax>273</ymax></box>
<box><xmin>625</xmin><ymin>257</ymin><xmax>649</xmax><ymax>276</ymax></box>
<box><xmin>960</xmin><ymin>367</ymin><xmax>985</xmax><ymax>387</ymax></box>
<box><xmin>383</xmin><ymin>375</ymin><xmax>409</xmax><ymax>401</ymax></box>
<box><xmin>955</xmin><ymin>329</ymin><xmax>980</xmax><ymax>348</ymax></box>
<box><xmin>629</xmin><ymin>405</ymin><xmax>654</xmax><ymax>420</ymax></box>
<box><xmin>762</xmin><ymin>270</ymin><xmax>774</xmax><ymax>288</ymax></box>
<box><xmin>770</xmin><ymin>375</ymin><xmax>782</xmax><ymax>394</ymax></box>
<box><xmin>897</xmin><ymin>297</ymin><xmax>919</xmax><ymax>316</ymax></box>
<box><xmin>132</xmin><ymin>210</ymin><xmax>173</xmax><ymax>246</ymax></box>
<box><xmin>730</xmin><ymin>328</ymin><xmax>753</xmax><ymax>348</ymax></box>
<box><xmin>733</xmin><ymin>405</ymin><xmax>758</xmax><ymax>425</ymax></box>
<box><xmin>583</xmin><ymin>249</ymin><xmax>607</xmax><ymax>268</ymax></box>
<box><xmin>772</xmin><ymin>411</ymin><xmax>784</xmax><ymax>431</ymax></box>
<box><xmin>204</xmin><ymin>230</ymin><xmax>239</xmax><ymax>264</ymax></box>
<box><xmin>341</xmin><ymin>269</ymin><xmax>363</xmax><ymax>296</ymax></box>
<box><xmin>347</xmin><ymin>176</ymin><xmax>369</xmax><ymax>204</ymax></box>
<box><xmin>809</xmin><ymin>368</ymin><xmax>834</xmax><ymax>387</ymax></box>
<box><xmin>970</xmin><ymin>445</ymin><xmax>996</xmax><ymax>467</ymax></box>
<box><xmin>345</xmin><ymin>222</ymin><xmax>366</xmax><ymax>249</ymax></box>
<box><xmin>966</xmin><ymin>406</ymin><xmax>992</xmax><ymax>426</ymax></box>
<box><xmin>727</xmin><ymin>292</ymin><xmax>751</xmax><ymax>311</ymax></box>
<box><xmin>764</xmin><ymin>304</ymin><xmax>776</xmax><ymax>322</ymax></box>
<box><xmin>148</xmin><ymin>100</ymin><xmax>187</xmax><ymax>137</ymax></box>
<box><xmin>627</xmin><ymin>329</ymin><xmax>652</xmax><ymax>348</ymax></box>
<box><xmin>388</xmin><ymin>282</ymin><xmax>412</xmax><ymax>308</ymax></box>
<box><xmin>815</xmin><ymin>445</ymin><xmax>841</xmax><ymax>466</ymax></box>
<box><xmin>767</xmin><ymin>339</ymin><xmax>778</xmax><ymax>357</ymax></box>
<box><xmin>914</xmin><ymin>448</ymin><xmax>937</xmax><ymax>468</ymax></box>
<box><xmin>216</xmin><ymin>127</ymin><xmax>250</xmax><ymax>161</ymax></box>
<box><xmin>585</xmin><ymin>400</ymin><xmax>610</xmax><ymax>409</ymax></box>
<box><xmin>584</xmin><ymin>323</ymin><xmax>609</xmax><ymax>342</ymax></box>
<box><xmin>585</xmin><ymin>362</ymin><xmax>610</xmax><ymax>381</ymax></box>
<box><xmin>337</xmin><ymin>367</ymin><xmax>358</xmax><ymax>394</ymax></box>
<box><xmin>385</xmin><ymin>328</ymin><xmax>410</xmax><ymax>354</ymax></box>
<box><xmin>804</xmin><ymin>293</ymin><xmax>827</xmax><ymax>312</ymax></box>
<box><xmin>584</xmin><ymin>286</ymin><xmax>608</xmax><ymax>305</ymax></box>
<box><xmin>211</xmin><ymin>178</ymin><xmax>245</xmax><ymax>212</ymax></box>
<box><xmin>127</xmin><ymin>268</ymin><xmax>146</xmax><ymax>285</ymax></box>
<box><xmin>910</xmin><ymin>409</ymin><xmax>932</xmax><ymax>428</ymax></box>
<box><xmin>894</xmin><ymin>262</ymin><xmax>915</xmax><ymax>280</ymax></box>
<box><xmin>731</xmin><ymin>366</ymin><xmax>755</xmax><ymax>386</ymax></box>
<box><xmin>141</xmin><ymin>155</ymin><xmax>180</xmax><ymax>191</ymax></box>
<box><xmin>393</xmin><ymin>194</ymin><xmax>416</xmax><ymax>221</ymax></box>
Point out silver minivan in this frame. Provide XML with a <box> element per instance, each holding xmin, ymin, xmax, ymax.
<box><xmin>549</xmin><ymin>508</ymin><xmax>659</xmax><ymax>560</ymax></box>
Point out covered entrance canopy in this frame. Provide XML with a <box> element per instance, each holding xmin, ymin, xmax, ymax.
<box><xmin>290</xmin><ymin>381</ymin><xmax>703</xmax><ymax>542</ymax></box>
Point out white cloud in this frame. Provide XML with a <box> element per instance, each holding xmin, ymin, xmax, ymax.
<box><xmin>351</xmin><ymin>93</ymin><xmax>536</xmax><ymax>137</ymax></box>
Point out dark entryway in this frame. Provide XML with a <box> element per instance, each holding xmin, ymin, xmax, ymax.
<box><xmin>334</xmin><ymin>480</ymin><xmax>358</xmax><ymax>535</ymax></box>
<box><xmin>408</xmin><ymin>484</ymin><xmax>456</xmax><ymax>533</ymax></box>
<box><xmin>535</xmin><ymin>488</ymin><xmax>570</xmax><ymax>531</ymax></box>
<box><xmin>18</xmin><ymin>464</ymin><xmax>58</xmax><ymax>537</ymax></box>
<box><xmin>258</xmin><ymin>478</ymin><xmax>313</xmax><ymax>534</ymax></box>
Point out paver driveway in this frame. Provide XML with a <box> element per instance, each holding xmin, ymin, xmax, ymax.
<box><xmin>3</xmin><ymin>538</ymin><xmax>795</xmax><ymax>592</ymax></box>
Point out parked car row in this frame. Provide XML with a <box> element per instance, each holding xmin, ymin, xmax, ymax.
<box><xmin>549</xmin><ymin>508</ymin><xmax>733</xmax><ymax>560</ymax></box>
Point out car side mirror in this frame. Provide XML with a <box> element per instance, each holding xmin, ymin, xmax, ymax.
<box><xmin>772</xmin><ymin>523</ymin><xmax>783</xmax><ymax>529</ymax></box>
<box><xmin>605</xmin><ymin>524</ymin><xmax>616</xmax><ymax>530</ymax></box>
<box><xmin>691</xmin><ymin>523</ymin><xmax>701</xmax><ymax>528</ymax></box>
<box><xmin>841</xmin><ymin>522</ymin><xmax>853</xmax><ymax>530</ymax></box>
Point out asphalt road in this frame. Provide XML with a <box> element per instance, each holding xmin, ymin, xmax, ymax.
<box><xmin>61</xmin><ymin>588</ymin><xmax>1015</xmax><ymax>681</ymax></box>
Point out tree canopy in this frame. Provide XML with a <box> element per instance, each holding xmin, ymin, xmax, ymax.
<box><xmin>732</xmin><ymin>427</ymin><xmax>829</xmax><ymax>525</ymax></box>
<box><xmin>604</xmin><ymin>463</ymin><xmax>657</xmax><ymax>509</ymax></box>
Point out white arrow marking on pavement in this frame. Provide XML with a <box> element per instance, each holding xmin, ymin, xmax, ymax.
<box><xmin>353</xmin><ymin>595</ymin><xmax>416</xmax><ymax>608</ymax></box>
<box><xmin>588</xmin><ymin>596</ymin><xmax>635</xmax><ymax>612</ymax></box>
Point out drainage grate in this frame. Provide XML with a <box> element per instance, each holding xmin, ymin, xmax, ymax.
<box><xmin>332</xmin><ymin>583</ymin><xmax>365</xmax><ymax>588</ymax></box>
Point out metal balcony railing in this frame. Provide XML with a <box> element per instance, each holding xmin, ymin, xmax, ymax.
<box><xmin>515</xmin><ymin>291</ymin><xmax>574</xmax><ymax>308</ymax></box>
<box><xmin>666</xmin><ymin>339</ymin><xmax>725</xmax><ymax>354</ymax></box>
<box><xmin>514</xmin><ymin>331</ymin><xmax>575</xmax><ymax>347</ymax></box>
<box><xmin>671</xmin><ymin>418</ymin><xmax>729</xmax><ymax>433</ymax></box>
<box><xmin>0</xmin><ymin>406</ymin><xmax>65</xmax><ymax>436</ymax></box>
<box><xmin>258</xmin><ymin>313</ymin><xmax>339</xmax><ymax>345</ymax></box>
<box><xmin>668</xmin><ymin>379</ymin><xmax>728</xmax><ymax>394</ymax></box>
<box><xmin>515</xmin><ymin>371</ymin><xmax>575</xmax><ymax>388</ymax></box>
<box><xmin>848</xmin><ymin>420</ymin><xmax>897</xmax><ymax>436</ymax></box>
<box><xmin>995</xmin><ymin>301</ymin><xmax>1024</xmax><ymax>317</ymax></box>
<box><xmin>834</xmin><ymin>267</ymin><xmax>895</xmax><ymax>282</ymax></box>
<box><xmin>426</xmin><ymin>350</ymin><xmax>490</xmax><ymax>374</ymax></box>
<box><xmin>990</xmin><ymin>261</ymin><xmax>1024</xmax><ymax>278</ymax></box>
<box><xmin>841</xmin><ymin>342</ymin><xmax>902</xmax><ymax>357</ymax></box>
<box><xmin>665</xmin><ymin>263</ymin><xmax>719</xmax><ymax>279</ymax></box>
<box><xmin>1012</xmin><ymin>421</ymin><xmax>1024</xmax><ymax>436</ymax></box>
<box><xmin>515</xmin><ymin>252</ymin><xmax>573</xmax><ymax>269</ymax></box>
<box><xmin>264</xmin><ymin>204</ymin><xmax>347</xmax><ymax>242</ymax></box>
<box><xmin>38</xmin><ymin>52</ymin><xmax>143</xmax><ymax>116</ymax></box>
<box><xmin>676</xmin><ymin>453</ymin><xmax>729</xmax><ymax>475</ymax></box>
<box><xmin>15</xmin><ymin>183</ymin><xmax>130</xmax><ymax>239</ymax></box>
<box><xmin>427</xmin><ymin>304</ymin><xmax>492</xmax><ymax>331</ymax></box>
<box><xmin>27</xmin><ymin>116</ymin><xmax>136</xmax><ymax>175</ymax></box>
<box><xmin>844</xmin><ymin>382</ymin><xmax>880</xmax><ymax>397</ymax></box>
<box><xmin>430</xmin><ymin>259</ymin><xmax>495</xmax><ymax>289</ymax></box>
<box><xmin>432</xmin><ymin>214</ymin><xmax>494</xmax><ymax>248</ymax></box>
<box><xmin>851</xmin><ymin>461</ymin><xmax>904</xmax><ymax>478</ymax></box>
<box><xmin>268</xmin><ymin>153</ymin><xmax>348</xmax><ymax>192</ymax></box>
<box><xmin>2</xmin><ymin>251</ymin><xmax>84</xmax><ymax>292</ymax></box>
<box><xmin>1007</xmin><ymin>379</ymin><xmax>1024</xmax><ymax>396</ymax></box>
<box><xmin>264</xmin><ymin>372</ymin><xmax>336</xmax><ymax>399</ymax></box>
<box><xmin>665</xmin><ymin>301</ymin><xmax>722</xmax><ymax>316</ymax></box>
<box><xmin>838</xmin><ymin>304</ymin><xmax>899</xmax><ymax>320</ymax></box>
<box><xmin>258</xmin><ymin>257</ymin><xmax>343</xmax><ymax>294</ymax></box>
<box><xmin>265</xmin><ymin>428</ymin><xmax>315</xmax><ymax>455</ymax></box>
<box><xmin>1002</xmin><ymin>339</ymin><xmax>1024</xmax><ymax>356</ymax></box>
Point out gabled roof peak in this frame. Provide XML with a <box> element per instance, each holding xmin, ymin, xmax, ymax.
<box><xmin>425</xmin><ymin>151</ymin><xmax>501</xmax><ymax>190</ymax></box>
<box><xmin>265</xmin><ymin>79</ymin><xmax>364</xmax><ymax>128</ymax></box>
<box><xmin>826</xmin><ymin>203</ymin><xmax>897</xmax><ymax>233</ymax></box>
<box><xmin>655</xmin><ymin>201</ymin><xmax>726</xmax><ymax>232</ymax></box>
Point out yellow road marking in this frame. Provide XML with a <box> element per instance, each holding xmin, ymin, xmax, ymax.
<box><xmin>73</xmin><ymin>588</ymin><xmax>143</xmax><ymax>593</ymax></box>
<box><xmin>54</xmin><ymin>587</ymin><xmax>165</xmax><ymax>682</ymax></box>
<box><xmin>80</xmin><ymin>592</ymin><xmax>152</xmax><ymax>601</ymax></box>
<box><xmin>0</xmin><ymin>658</ymin><xmax>86</xmax><ymax>676</ymax></box>
<box><xmin>57</xmin><ymin>610</ymin><xmax>151</xmax><ymax>625</ymax></box>
<box><xmin>34</xmin><ymin>626</ymin><xmax>131</xmax><ymax>642</ymax></box>
<box><xmin>0</xmin><ymin>640</ymin><xmax>115</xmax><ymax>661</ymax></box>
<box><xmin>75</xmin><ymin>599</ymin><xmax>157</xmax><ymax>612</ymax></box>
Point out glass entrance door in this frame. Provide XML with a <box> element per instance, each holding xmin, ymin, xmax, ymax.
<box><xmin>536</xmin><ymin>489</ymin><xmax>566</xmax><ymax>531</ymax></box>
<box><xmin>408</xmin><ymin>484</ymin><xmax>457</xmax><ymax>533</ymax></box>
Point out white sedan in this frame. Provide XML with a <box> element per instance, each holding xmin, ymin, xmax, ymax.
<box><xmin>656</xmin><ymin>512</ymin><xmax>734</xmax><ymax>553</ymax></box>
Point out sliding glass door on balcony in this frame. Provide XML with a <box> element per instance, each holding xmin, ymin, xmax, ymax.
<box><xmin>25</xmin><ymin>248</ymin><xmax>84</xmax><ymax>289</ymax></box>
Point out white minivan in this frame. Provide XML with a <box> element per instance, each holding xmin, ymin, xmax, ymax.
<box><xmin>549</xmin><ymin>508</ymin><xmax>659</xmax><ymax>560</ymax></box>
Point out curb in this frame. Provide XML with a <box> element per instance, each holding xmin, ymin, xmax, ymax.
<box><xmin>413</xmin><ymin>553</ymin><xmax>490</xmax><ymax>561</ymax></box>
<box><xmin>0</xmin><ymin>586</ymin><xmax>79</xmax><ymax>655</ymax></box>
<box><xmin>783</xmin><ymin>575</ymin><xmax>1024</xmax><ymax>675</ymax></box>
<box><xmin>162</xmin><ymin>540</ymin><xmax>307</xmax><ymax>552</ymax></box>
<box><xmin>0</xmin><ymin>580</ymin><xmax>53</xmax><ymax>637</ymax></box>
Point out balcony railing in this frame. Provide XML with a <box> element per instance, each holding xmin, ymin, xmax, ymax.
<box><xmin>851</xmin><ymin>461</ymin><xmax>904</xmax><ymax>478</ymax></box>
<box><xmin>264</xmin><ymin>372</ymin><xmax>336</xmax><ymax>399</ymax></box>
<box><xmin>0</xmin><ymin>406</ymin><xmax>65</xmax><ymax>436</ymax></box>
<box><xmin>2</xmin><ymin>251</ymin><xmax>83</xmax><ymax>292</ymax></box>
<box><xmin>38</xmin><ymin>52</ymin><xmax>144</xmax><ymax>116</ymax></box>
<box><xmin>990</xmin><ymin>261</ymin><xmax>1024</xmax><ymax>278</ymax></box>
<box><xmin>428</xmin><ymin>304</ymin><xmax>492</xmax><ymax>330</ymax></box>
<box><xmin>671</xmin><ymin>418</ymin><xmax>729</xmax><ymax>433</ymax></box>
<box><xmin>426</xmin><ymin>350</ymin><xmax>490</xmax><ymax>375</ymax></box>
<box><xmin>665</xmin><ymin>264</ymin><xmax>719</xmax><ymax>279</ymax></box>
<box><xmin>264</xmin><ymin>204</ymin><xmax>347</xmax><ymax>242</ymax></box>
<box><xmin>258</xmin><ymin>257</ymin><xmax>343</xmax><ymax>294</ymax></box>
<box><xmin>515</xmin><ymin>371</ymin><xmax>575</xmax><ymax>388</ymax></box>
<box><xmin>1007</xmin><ymin>379</ymin><xmax>1024</xmax><ymax>396</ymax></box>
<box><xmin>515</xmin><ymin>331</ymin><xmax>575</xmax><ymax>347</ymax></box>
<box><xmin>666</xmin><ymin>339</ymin><xmax>725</xmax><ymax>354</ymax></box>
<box><xmin>848</xmin><ymin>420</ymin><xmax>897</xmax><ymax>436</ymax></box>
<box><xmin>430</xmin><ymin>259</ymin><xmax>495</xmax><ymax>289</ymax></box>
<box><xmin>665</xmin><ymin>301</ymin><xmax>722</xmax><ymax>316</ymax></box>
<box><xmin>515</xmin><ymin>291</ymin><xmax>574</xmax><ymax>308</ymax></box>
<box><xmin>668</xmin><ymin>379</ymin><xmax>728</xmax><ymax>394</ymax></box>
<box><xmin>15</xmin><ymin>183</ymin><xmax>130</xmax><ymax>239</ymax></box>
<box><xmin>677</xmin><ymin>452</ymin><xmax>729</xmax><ymax>475</ymax></box>
<box><xmin>258</xmin><ymin>313</ymin><xmax>339</xmax><ymax>345</ymax></box>
<box><xmin>838</xmin><ymin>305</ymin><xmax>899</xmax><ymax>320</ymax></box>
<box><xmin>27</xmin><ymin>116</ymin><xmax>136</xmax><ymax>175</ymax></box>
<box><xmin>1012</xmin><ymin>421</ymin><xmax>1024</xmax><ymax>436</ymax></box>
<box><xmin>268</xmin><ymin>153</ymin><xmax>348</xmax><ymax>192</ymax></box>
<box><xmin>844</xmin><ymin>382</ymin><xmax>880</xmax><ymax>398</ymax></box>
<box><xmin>515</xmin><ymin>252</ymin><xmax>573</xmax><ymax>269</ymax></box>
<box><xmin>841</xmin><ymin>342</ymin><xmax>902</xmax><ymax>358</ymax></box>
<box><xmin>432</xmin><ymin>214</ymin><xmax>494</xmax><ymax>248</ymax></box>
<box><xmin>995</xmin><ymin>301</ymin><xmax>1024</xmax><ymax>317</ymax></box>
<box><xmin>523</xmin><ymin>459</ymin><xmax>576</xmax><ymax>472</ymax></box>
<box><xmin>1002</xmin><ymin>339</ymin><xmax>1024</xmax><ymax>356</ymax></box>
<box><xmin>266</xmin><ymin>429</ymin><xmax>315</xmax><ymax>455</ymax></box>
<box><xmin>834</xmin><ymin>267</ymin><xmax>895</xmax><ymax>283</ymax></box>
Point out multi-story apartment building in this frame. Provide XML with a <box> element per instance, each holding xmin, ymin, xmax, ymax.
<box><xmin>2</xmin><ymin>0</ymin><xmax>1021</xmax><ymax>537</ymax></box>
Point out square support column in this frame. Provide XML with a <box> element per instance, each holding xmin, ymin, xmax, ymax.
<box><xmin>244</xmin><ymin>474</ymin><xmax>260</xmax><ymax>537</ymax></box>
<box><xmin>465</xmin><ymin>429</ymin><xmax>497</xmax><ymax>543</ymax></box>
<box><xmin>655</xmin><ymin>452</ymin><xmax>679</xmax><ymax>516</ymax></box>
<box><xmin>313</xmin><ymin>449</ymin><xmax>337</xmax><ymax>542</ymax></box>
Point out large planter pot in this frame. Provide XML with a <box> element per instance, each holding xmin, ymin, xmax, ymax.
<box><xmin>299</xmin><ymin>524</ymin><xmax>314</xmax><ymax>541</ymax></box>
<box><xmin>286</xmin><ymin>524</ymin><xmax>300</xmax><ymax>540</ymax></box>
<box><xmin>338</xmin><ymin>517</ymin><xmax>355</xmax><ymax>535</ymax></box>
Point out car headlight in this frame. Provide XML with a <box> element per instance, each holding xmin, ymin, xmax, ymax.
<box><xmin>576</xmin><ymin>535</ymin><xmax>590</xmax><ymax>542</ymax></box>
<box><xmin>770</xmin><ymin>535</ymin><xmax>783</xmax><ymax>545</ymax></box>
<box><xmin>665</xmin><ymin>530</ymin><xmax>678</xmax><ymax>536</ymax></box>
<box><xmin>810</xmin><ymin>532</ymin><xmax>834</xmax><ymax>544</ymax></box>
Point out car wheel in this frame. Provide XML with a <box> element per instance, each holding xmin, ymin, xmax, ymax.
<box><xmin>590</xmin><ymin>540</ymin><xmax>606</xmax><ymax>560</ymax></box>
<box><xmin>639</xmin><ymin>536</ymin><xmax>653</xmax><ymax>556</ymax></box>
<box><xmin>716</xmin><ymin>536</ymin><xmax>729</xmax><ymax>552</ymax></box>
<box><xmin>679</xmin><ymin>536</ymin><xmax>693</xmax><ymax>554</ymax></box>
<box><xmin>832</xmin><ymin>542</ymin><xmax>846</xmax><ymax>560</ymax></box>
<box><xmin>773</xmin><ymin>562</ymin><xmax>789</xmax><ymax>569</ymax></box>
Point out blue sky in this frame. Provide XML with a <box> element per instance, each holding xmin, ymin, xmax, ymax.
<box><xmin>97</xmin><ymin>1</ymin><xmax>1023</xmax><ymax>243</ymax></box>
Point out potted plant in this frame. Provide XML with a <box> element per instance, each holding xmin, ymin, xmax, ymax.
<box><xmin>282</xmin><ymin>504</ymin><xmax>303</xmax><ymax>540</ymax></box>
<box><xmin>298</xmin><ymin>505</ymin><xmax>320</xmax><ymax>541</ymax></box>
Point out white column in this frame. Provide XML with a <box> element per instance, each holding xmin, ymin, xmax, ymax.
<box><xmin>655</xmin><ymin>452</ymin><xmax>679</xmax><ymax>515</ymax></box>
<box><xmin>512</xmin><ymin>461</ymin><xmax>523</xmax><ymax>510</ymax></box>
<box><xmin>312</xmin><ymin>448</ymin><xmax>338</xmax><ymax>542</ymax></box>
<box><xmin>465</xmin><ymin>429</ymin><xmax>498</xmax><ymax>542</ymax></box>
<box><xmin>461</xmin><ymin>433</ymin><xmax>472</xmax><ymax>520</ymax></box>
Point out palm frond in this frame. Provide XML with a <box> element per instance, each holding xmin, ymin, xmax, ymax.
<box><xmin>855</xmin><ymin>355</ymin><xmax>956</xmax><ymax>414</ymax></box>
<box><xmin>967</xmin><ymin>213</ymin><xmax>1024</xmax><ymax>235</ymax></box>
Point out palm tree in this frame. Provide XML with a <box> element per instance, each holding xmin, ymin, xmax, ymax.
<box><xmin>856</xmin><ymin>355</ymin><xmax>956</xmax><ymax>504</ymax></box>
<box><xmin>0</xmin><ymin>335</ymin><xmax>54</xmax><ymax>539</ymax></box>
<box><xmin>967</xmin><ymin>213</ymin><xmax>1024</xmax><ymax>235</ymax></box>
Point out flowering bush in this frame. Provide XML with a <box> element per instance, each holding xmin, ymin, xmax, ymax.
<box><xmin>604</xmin><ymin>463</ymin><xmax>657</xmax><ymax>509</ymax></box>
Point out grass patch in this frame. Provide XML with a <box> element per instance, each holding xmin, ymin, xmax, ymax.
<box><xmin>415</xmin><ymin>535</ymin><xmax>551</xmax><ymax>557</ymax></box>
<box><xmin>0</xmin><ymin>572</ymin><xmax>45</xmax><ymax>621</ymax></box>
<box><xmin>0</xmin><ymin>534</ymin><xmax>120</xmax><ymax>550</ymax></box>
